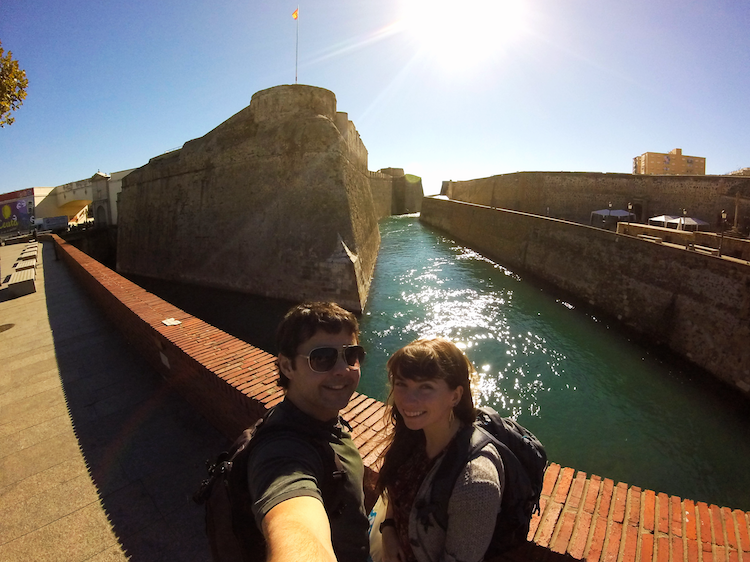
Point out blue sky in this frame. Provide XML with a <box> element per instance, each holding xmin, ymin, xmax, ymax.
<box><xmin>1</xmin><ymin>0</ymin><xmax>748</xmax><ymax>196</ymax></box>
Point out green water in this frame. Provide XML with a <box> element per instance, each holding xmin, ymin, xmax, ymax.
<box><xmin>358</xmin><ymin>215</ymin><xmax>750</xmax><ymax>511</ymax></box>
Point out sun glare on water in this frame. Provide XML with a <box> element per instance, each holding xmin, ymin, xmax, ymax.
<box><xmin>398</xmin><ymin>0</ymin><xmax>527</xmax><ymax>72</ymax></box>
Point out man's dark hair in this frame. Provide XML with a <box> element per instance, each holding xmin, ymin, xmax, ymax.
<box><xmin>275</xmin><ymin>302</ymin><xmax>360</xmax><ymax>388</ymax></box>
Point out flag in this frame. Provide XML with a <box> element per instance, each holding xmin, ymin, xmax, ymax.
<box><xmin>292</xmin><ymin>8</ymin><xmax>298</xmax><ymax>19</ymax></box>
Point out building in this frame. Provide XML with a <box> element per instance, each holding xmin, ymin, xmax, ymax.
<box><xmin>632</xmin><ymin>148</ymin><xmax>706</xmax><ymax>175</ymax></box>
<box><xmin>0</xmin><ymin>169</ymin><xmax>134</xmax><ymax>238</ymax></box>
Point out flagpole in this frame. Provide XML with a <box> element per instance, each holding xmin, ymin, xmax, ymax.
<box><xmin>295</xmin><ymin>6</ymin><xmax>299</xmax><ymax>84</ymax></box>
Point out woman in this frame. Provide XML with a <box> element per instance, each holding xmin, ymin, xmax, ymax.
<box><xmin>375</xmin><ymin>338</ymin><xmax>504</xmax><ymax>562</ymax></box>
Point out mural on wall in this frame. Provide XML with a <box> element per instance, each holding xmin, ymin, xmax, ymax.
<box><xmin>0</xmin><ymin>190</ymin><xmax>34</xmax><ymax>234</ymax></box>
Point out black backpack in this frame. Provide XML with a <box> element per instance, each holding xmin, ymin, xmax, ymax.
<box><xmin>416</xmin><ymin>406</ymin><xmax>547</xmax><ymax>557</ymax></box>
<box><xmin>193</xmin><ymin>410</ymin><xmax>347</xmax><ymax>562</ymax></box>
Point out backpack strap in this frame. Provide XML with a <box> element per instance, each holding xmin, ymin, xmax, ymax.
<box><xmin>416</xmin><ymin>425</ymin><xmax>496</xmax><ymax>531</ymax></box>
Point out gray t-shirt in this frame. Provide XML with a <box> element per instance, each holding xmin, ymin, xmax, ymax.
<box><xmin>246</xmin><ymin>399</ymin><xmax>370</xmax><ymax>562</ymax></box>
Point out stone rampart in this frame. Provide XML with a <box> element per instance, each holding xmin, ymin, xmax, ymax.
<box><xmin>117</xmin><ymin>85</ymin><xmax>380</xmax><ymax>312</ymax></box>
<box><xmin>335</xmin><ymin>112</ymin><xmax>369</xmax><ymax>171</ymax></box>
<box><xmin>420</xmin><ymin>196</ymin><xmax>750</xmax><ymax>395</ymax></box>
<box><xmin>368</xmin><ymin>171</ymin><xmax>394</xmax><ymax>219</ymax></box>
<box><xmin>377</xmin><ymin>168</ymin><xmax>423</xmax><ymax>214</ymax></box>
<box><xmin>444</xmin><ymin>172</ymin><xmax>750</xmax><ymax>231</ymax></box>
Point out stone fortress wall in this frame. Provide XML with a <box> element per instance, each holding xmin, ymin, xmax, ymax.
<box><xmin>117</xmin><ymin>85</ymin><xmax>422</xmax><ymax>312</ymax></box>
<box><xmin>443</xmin><ymin>172</ymin><xmax>750</xmax><ymax>231</ymax></box>
<box><xmin>420</xmin><ymin>196</ymin><xmax>750</xmax><ymax>396</ymax></box>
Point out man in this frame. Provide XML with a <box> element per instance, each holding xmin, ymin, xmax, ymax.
<box><xmin>246</xmin><ymin>302</ymin><xmax>370</xmax><ymax>562</ymax></box>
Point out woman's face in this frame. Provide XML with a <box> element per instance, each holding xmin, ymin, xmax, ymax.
<box><xmin>392</xmin><ymin>374</ymin><xmax>463</xmax><ymax>432</ymax></box>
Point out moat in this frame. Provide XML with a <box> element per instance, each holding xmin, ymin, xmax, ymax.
<box><xmin>131</xmin><ymin>215</ymin><xmax>750</xmax><ymax>512</ymax></box>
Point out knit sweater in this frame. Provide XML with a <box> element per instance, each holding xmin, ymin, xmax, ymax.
<box><xmin>407</xmin><ymin>442</ymin><xmax>504</xmax><ymax>562</ymax></box>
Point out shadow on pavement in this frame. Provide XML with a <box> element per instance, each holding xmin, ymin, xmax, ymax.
<box><xmin>42</xmin><ymin>244</ymin><xmax>230</xmax><ymax>561</ymax></box>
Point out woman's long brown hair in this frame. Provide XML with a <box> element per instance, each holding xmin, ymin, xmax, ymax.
<box><xmin>375</xmin><ymin>338</ymin><xmax>478</xmax><ymax>497</ymax></box>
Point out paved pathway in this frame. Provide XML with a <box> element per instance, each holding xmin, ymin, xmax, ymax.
<box><xmin>0</xmin><ymin>241</ymin><xmax>227</xmax><ymax>561</ymax></box>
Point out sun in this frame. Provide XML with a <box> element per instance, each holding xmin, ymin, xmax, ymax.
<box><xmin>398</xmin><ymin>0</ymin><xmax>526</xmax><ymax>72</ymax></box>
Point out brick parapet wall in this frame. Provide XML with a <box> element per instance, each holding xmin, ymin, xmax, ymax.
<box><xmin>45</xmin><ymin>233</ymin><xmax>750</xmax><ymax>561</ymax></box>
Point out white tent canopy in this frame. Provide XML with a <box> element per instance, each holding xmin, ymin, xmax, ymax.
<box><xmin>647</xmin><ymin>215</ymin><xmax>680</xmax><ymax>227</ymax></box>
<box><xmin>666</xmin><ymin>216</ymin><xmax>709</xmax><ymax>231</ymax></box>
<box><xmin>648</xmin><ymin>214</ymin><xmax>710</xmax><ymax>231</ymax></box>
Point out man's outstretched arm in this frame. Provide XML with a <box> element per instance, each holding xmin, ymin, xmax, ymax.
<box><xmin>262</xmin><ymin>496</ymin><xmax>337</xmax><ymax>562</ymax></box>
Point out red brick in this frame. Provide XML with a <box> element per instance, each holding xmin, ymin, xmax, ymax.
<box><xmin>587</xmin><ymin>516</ymin><xmax>608</xmax><ymax>562</ymax></box>
<box><xmin>604</xmin><ymin>521</ymin><xmax>623</xmax><ymax>562</ymax></box>
<box><xmin>566</xmin><ymin>471</ymin><xmax>587</xmax><ymax>510</ymax></box>
<box><xmin>353</xmin><ymin>401</ymin><xmax>384</xmax><ymax>424</ymax></box>
<box><xmin>612</xmin><ymin>483</ymin><xmax>628</xmax><ymax>524</ymax></box>
<box><xmin>543</xmin><ymin>464</ymin><xmax>561</xmax><ymax>497</ymax></box>
<box><xmin>672</xmin><ymin>536</ymin><xmax>684</xmax><ymax>562</ymax></box>
<box><xmin>734</xmin><ymin>510</ymin><xmax>750</xmax><ymax>552</ymax></box>
<box><xmin>727</xmin><ymin>548</ymin><xmax>739</xmax><ymax>562</ymax></box>
<box><xmin>724</xmin><ymin>508</ymin><xmax>738</xmax><ymax>550</ymax></box>
<box><xmin>644</xmin><ymin>490</ymin><xmax>656</xmax><ymax>532</ymax></box>
<box><xmin>712</xmin><ymin>505</ymin><xmax>726</xmax><ymax>547</ymax></box>
<box><xmin>687</xmin><ymin>539</ymin><xmax>699</xmax><ymax>562</ymax></box>
<box><xmin>529</xmin><ymin>497</ymin><xmax>547</xmax><ymax>540</ymax></box>
<box><xmin>569</xmin><ymin>511</ymin><xmax>593</xmax><ymax>559</ymax></box>
<box><xmin>671</xmin><ymin>496</ymin><xmax>683</xmax><ymax>538</ymax></box>
<box><xmin>341</xmin><ymin>393</ymin><xmax>368</xmax><ymax>416</ymax></box>
<box><xmin>656</xmin><ymin>536</ymin><xmax>669</xmax><ymax>562</ymax></box>
<box><xmin>699</xmin><ymin>502</ymin><xmax>713</xmax><ymax>550</ymax></box>
<box><xmin>640</xmin><ymin>533</ymin><xmax>654</xmax><ymax>562</ymax></box>
<box><xmin>585</xmin><ymin>477</ymin><xmax>603</xmax><ymax>514</ymax></box>
<box><xmin>715</xmin><ymin>547</ymin><xmax>727</xmax><ymax>562</ymax></box>
<box><xmin>348</xmin><ymin>396</ymin><xmax>377</xmax><ymax>418</ymax></box>
<box><xmin>658</xmin><ymin>493</ymin><xmax>670</xmax><ymax>535</ymax></box>
<box><xmin>552</xmin><ymin>511</ymin><xmax>577</xmax><ymax>554</ymax></box>
<box><xmin>599</xmin><ymin>479</ymin><xmax>615</xmax><ymax>519</ymax></box>
<box><xmin>622</xmin><ymin>525</ymin><xmax>638</xmax><ymax>562</ymax></box>
<box><xmin>685</xmin><ymin>501</ymin><xmax>698</xmax><ymax>541</ymax></box>
<box><xmin>555</xmin><ymin>467</ymin><xmax>575</xmax><ymax>503</ymax></box>
<box><xmin>628</xmin><ymin>487</ymin><xmax>642</xmax><ymax>528</ymax></box>
<box><xmin>537</xmin><ymin>502</ymin><xmax>563</xmax><ymax>547</ymax></box>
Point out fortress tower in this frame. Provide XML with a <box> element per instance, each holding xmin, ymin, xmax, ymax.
<box><xmin>117</xmin><ymin>85</ymin><xmax>380</xmax><ymax>312</ymax></box>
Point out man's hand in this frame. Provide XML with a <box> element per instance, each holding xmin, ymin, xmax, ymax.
<box><xmin>262</xmin><ymin>496</ymin><xmax>337</xmax><ymax>562</ymax></box>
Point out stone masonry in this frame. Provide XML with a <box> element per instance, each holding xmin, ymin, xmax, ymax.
<box><xmin>117</xmin><ymin>85</ymin><xmax>381</xmax><ymax>312</ymax></box>
<box><xmin>443</xmin><ymin>172</ymin><xmax>750</xmax><ymax>232</ymax></box>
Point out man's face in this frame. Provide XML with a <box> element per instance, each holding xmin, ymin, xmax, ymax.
<box><xmin>279</xmin><ymin>329</ymin><xmax>362</xmax><ymax>422</ymax></box>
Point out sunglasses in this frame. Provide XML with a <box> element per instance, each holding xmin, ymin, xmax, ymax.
<box><xmin>299</xmin><ymin>345</ymin><xmax>366</xmax><ymax>373</ymax></box>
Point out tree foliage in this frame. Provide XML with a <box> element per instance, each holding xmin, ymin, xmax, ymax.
<box><xmin>0</xmin><ymin>40</ymin><xmax>29</xmax><ymax>128</ymax></box>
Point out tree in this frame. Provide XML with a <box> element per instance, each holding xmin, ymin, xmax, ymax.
<box><xmin>0</xmin><ymin>40</ymin><xmax>28</xmax><ymax>127</ymax></box>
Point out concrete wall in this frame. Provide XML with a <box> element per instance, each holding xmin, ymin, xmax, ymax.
<box><xmin>420</xmin><ymin>196</ymin><xmax>750</xmax><ymax>396</ymax></box>
<box><xmin>444</xmin><ymin>172</ymin><xmax>750</xmax><ymax>233</ymax></box>
<box><xmin>117</xmin><ymin>85</ymin><xmax>380</xmax><ymax>312</ymax></box>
